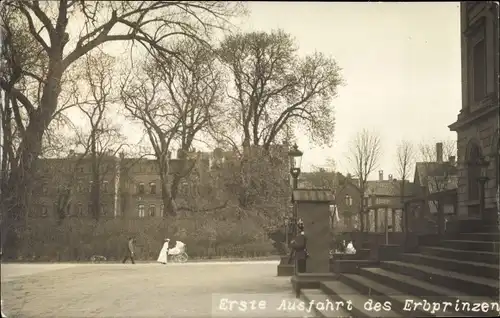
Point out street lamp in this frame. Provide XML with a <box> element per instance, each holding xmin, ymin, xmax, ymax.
<box><xmin>288</xmin><ymin>143</ymin><xmax>303</xmax><ymax>190</ymax></box>
<box><xmin>477</xmin><ymin>155</ymin><xmax>490</xmax><ymax>221</ymax></box>
<box><xmin>288</xmin><ymin>144</ymin><xmax>303</xmax><ymax>241</ymax></box>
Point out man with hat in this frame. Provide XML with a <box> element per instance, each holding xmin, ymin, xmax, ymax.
<box><xmin>290</xmin><ymin>218</ymin><xmax>308</xmax><ymax>273</ymax></box>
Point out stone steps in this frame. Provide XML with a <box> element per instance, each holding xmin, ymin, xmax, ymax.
<box><xmin>379</xmin><ymin>261</ymin><xmax>498</xmax><ymax>296</ymax></box>
<box><xmin>458</xmin><ymin>232</ymin><xmax>500</xmax><ymax>241</ymax></box>
<box><xmin>296</xmin><ymin>228</ymin><xmax>499</xmax><ymax>317</ymax></box>
<box><xmin>359</xmin><ymin>267</ymin><xmax>495</xmax><ymax>316</ymax></box>
<box><xmin>339</xmin><ymin>273</ymin><xmax>464</xmax><ymax>317</ymax></box>
<box><xmin>420</xmin><ymin>246</ymin><xmax>499</xmax><ymax>264</ymax></box>
<box><xmin>300</xmin><ymin>289</ymin><xmax>350</xmax><ymax>317</ymax></box>
<box><xmin>400</xmin><ymin>253</ymin><xmax>499</xmax><ymax>279</ymax></box>
<box><xmin>441</xmin><ymin>240</ymin><xmax>500</xmax><ymax>253</ymax></box>
<box><xmin>320</xmin><ymin>280</ymin><xmax>400</xmax><ymax>317</ymax></box>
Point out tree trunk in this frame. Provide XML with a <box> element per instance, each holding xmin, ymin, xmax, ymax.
<box><xmin>1</xmin><ymin>62</ymin><xmax>64</xmax><ymax>252</ymax></box>
<box><xmin>160</xmin><ymin>169</ymin><xmax>177</xmax><ymax>217</ymax></box>
<box><xmin>90</xmin><ymin>133</ymin><xmax>100</xmax><ymax>220</ymax></box>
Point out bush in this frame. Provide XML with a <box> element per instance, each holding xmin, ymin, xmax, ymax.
<box><xmin>10</xmin><ymin>215</ymin><xmax>279</xmax><ymax>261</ymax></box>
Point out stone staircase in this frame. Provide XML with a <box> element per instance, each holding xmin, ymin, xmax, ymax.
<box><xmin>300</xmin><ymin>226</ymin><xmax>499</xmax><ymax>317</ymax></box>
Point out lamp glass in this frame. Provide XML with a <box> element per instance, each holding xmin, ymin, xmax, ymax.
<box><xmin>288</xmin><ymin>144</ymin><xmax>303</xmax><ymax>170</ymax></box>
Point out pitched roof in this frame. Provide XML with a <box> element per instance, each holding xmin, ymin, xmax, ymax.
<box><xmin>414</xmin><ymin>162</ymin><xmax>458</xmax><ymax>187</ymax></box>
<box><xmin>292</xmin><ymin>189</ymin><xmax>335</xmax><ymax>202</ymax></box>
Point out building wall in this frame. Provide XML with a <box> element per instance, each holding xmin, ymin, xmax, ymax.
<box><xmin>32</xmin><ymin>144</ymin><xmax>289</xmax><ymax>219</ymax></box>
<box><xmin>451</xmin><ymin>2</ymin><xmax>499</xmax><ymax>217</ymax></box>
<box><xmin>32</xmin><ymin>155</ymin><xmax>119</xmax><ymax>218</ymax></box>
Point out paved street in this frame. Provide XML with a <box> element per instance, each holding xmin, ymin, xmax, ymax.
<box><xmin>1</xmin><ymin>261</ymin><xmax>312</xmax><ymax>318</ymax></box>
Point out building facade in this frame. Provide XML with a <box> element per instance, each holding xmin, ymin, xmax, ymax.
<box><xmin>32</xmin><ymin>151</ymin><xmax>210</xmax><ymax>219</ymax></box>
<box><xmin>412</xmin><ymin>142</ymin><xmax>458</xmax><ymax>216</ymax></box>
<box><xmin>449</xmin><ymin>2</ymin><xmax>499</xmax><ymax>218</ymax></box>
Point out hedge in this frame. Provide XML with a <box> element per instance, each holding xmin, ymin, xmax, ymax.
<box><xmin>8</xmin><ymin>216</ymin><xmax>279</xmax><ymax>262</ymax></box>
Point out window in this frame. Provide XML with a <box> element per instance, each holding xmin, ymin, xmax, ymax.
<box><xmin>41</xmin><ymin>206</ymin><xmax>48</xmax><ymax>217</ymax></box>
<box><xmin>150</xmin><ymin>182</ymin><xmax>156</xmax><ymax>195</ymax></box>
<box><xmin>101</xmin><ymin>204</ymin><xmax>107</xmax><ymax>216</ymax></box>
<box><xmin>137</xmin><ymin>183</ymin><xmax>145</xmax><ymax>194</ymax></box>
<box><xmin>103</xmin><ymin>181</ymin><xmax>109</xmax><ymax>193</ymax></box>
<box><xmin>77</xmin><ymin>202</ymin><xmax>83</xmax><ymax>216</ymax></box>
<box><xmin>88</xmin><ymin>203</ymin><xmax>93</xmax><ymax>215</ymax></box>
<box><xmin>149</xmin><ymin>204</ymin><xmax>156</xmax><ymax>217</ymax></box>
<box><xmin>42</xmin><ymin>183</ymin><xmax>48</xmax><ymax>194</ymax></box>
<box><xmin>77</xmin><ymin>181</ymin><xmax>83</xmax><ymax>193</ymax></box>
<box><xmin>472</xmin><ymin>39</ymin><xmax>487</xmax><ymax>102</ymax></box>
<box><xmin>138</xmin><ymin>204</ymin><xmax>145</xmax><ymax>218</ymax></box>
<box><xmin>89</xmin><ymin>181</ymin><xmax>93</xmax><ymax>193</ymax></box>
<box><xmin>160</xmin><ymin>204</ymin><xmax>164</xmax><ymax>217</ymax></box>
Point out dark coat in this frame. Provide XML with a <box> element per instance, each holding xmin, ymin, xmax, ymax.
<box><xmin>128</xmin><ymin>239</ymin><xmax>135</xmax><ymax>254</ymax></box>
<box><xmin>290</xmin><ymin>232</ymin><xmax>308</xmax><ymax>260</ymax></box>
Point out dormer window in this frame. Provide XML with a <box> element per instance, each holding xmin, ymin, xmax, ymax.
<box><xmin>150</xmin><ymin>182</ymin><xmax>156</xmax><ymax>195</ymax></box>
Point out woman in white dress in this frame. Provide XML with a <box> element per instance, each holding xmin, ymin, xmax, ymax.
<box><xmin>157</xmin><ymin>238</ymin><xmax>170</xmax><ymax>264</ymax></box>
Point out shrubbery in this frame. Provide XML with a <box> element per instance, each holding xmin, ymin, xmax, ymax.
<box><xmin>10</xmin><ymin>215</ymin><xmax>278</xmax><ymax>262</ymax></box>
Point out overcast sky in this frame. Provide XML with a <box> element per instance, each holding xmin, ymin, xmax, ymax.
<box><xmin>232</xmin><ymin>2</ymin><xmax>461</xmax><ymax>178</ymax></box>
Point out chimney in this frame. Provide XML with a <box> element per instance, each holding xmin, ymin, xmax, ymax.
<box><xmin>388</xmin><ymin>174</ymin><xmax>393</xmax><ymax>180</ymax></box>
<box><xmin>436</xmin><ymin>142</ymin><xmax>443</xmax><ymax>163</ymax></box>
<box><xmin>378</xmin><ymin>170</ymin><xmax>384</xmax><ymax>181</ymax></box>
<box><xmin>69</xmin><ymin>149</ymin><xmax>75</xmax><ymax>156</ymax></box>
<box><xmin>449</xmin><ymin>156</ymin><xmax>456</xmax><ymax>165</ymax></box>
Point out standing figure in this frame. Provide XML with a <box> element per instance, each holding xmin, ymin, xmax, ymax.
<box><xmin>290</xmin><ymin>219</ymin><xmax>308</xmax><ymax>273</ymax></box>
<box><xmin>157</xmin><ymin>238</ymin><xmax>170</xmax><ymax>264</ymax></box>
<box><xmin>122</xmin><ymin>237</ymin><xmax>136</xmax><ymax>264</ymax></box>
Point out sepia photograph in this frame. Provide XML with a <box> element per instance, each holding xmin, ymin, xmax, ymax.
<box><xmin>0</xmin><ymin>1</ymin><xmax>499</xmax><ymax>317</ymax></box>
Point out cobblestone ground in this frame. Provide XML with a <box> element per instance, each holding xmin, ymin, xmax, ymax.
<box><xmin>1</xmin><ymin>261</ymin><xmax>314</xmax><ymax>318</ymax></box>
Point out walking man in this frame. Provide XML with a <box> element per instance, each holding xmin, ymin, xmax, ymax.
<box><xmin>122</xmin><ymin>237</ymin><xmax>136</xmax><ymax>264</ymax></box>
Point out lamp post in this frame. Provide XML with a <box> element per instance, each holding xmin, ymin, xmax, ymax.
<box><xmin>477</xmin><ymin>155</ymin><xmax>490</xmax><ymax>222</ymax></box>
<box><xmin>284</xmin><ymin>204</ymin><xmax>294</xmax><ymax>249</ymax></box>
<box><xmin>288</xmin><ymin>143</ymin><xmax>303</xmax><ymax>239</ymax></box>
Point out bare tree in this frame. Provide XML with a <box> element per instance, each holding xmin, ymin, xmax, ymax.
<box><xmin>395</xmin><ymin>140</ymin><xmax>415</xmax><ymax>231</ymax></box>
<box><xmin>418</xmin><ymin>139</ymin><xmax>456</xmax><ymax>162</ymax></box>
<box><xmin>396</xmin><ymin>140</ymin><xmax>415</xmax><ymax>182</ymax></box>
<box><xmin>0</xmin><ymin>1</ymin><xmax>242</xmax><ymax>252</ymax></box>
<box><xmin>74</xmin><ymin>51</ymin><xmax>125</xmax><ymax>221</ymax></box>
<box><xmin>120</xmin><ymin>39</ymin><xmax>225</xmax><ymax>216</ymax></box>
<box><xmin>217</xmin><ymin>29</ymin><xmax>343</xmax><ymax>150</ymax></box>
<box><xmin>346</xmin><ymin>129</ymin><xmax>382</xmax><ymax>231</ymax></box>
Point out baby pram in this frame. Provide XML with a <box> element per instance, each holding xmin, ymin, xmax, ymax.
<box><xmin>167</xmin><ymin>241</ymin><xmax>188</xmax><ymax>263</ymax></box>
